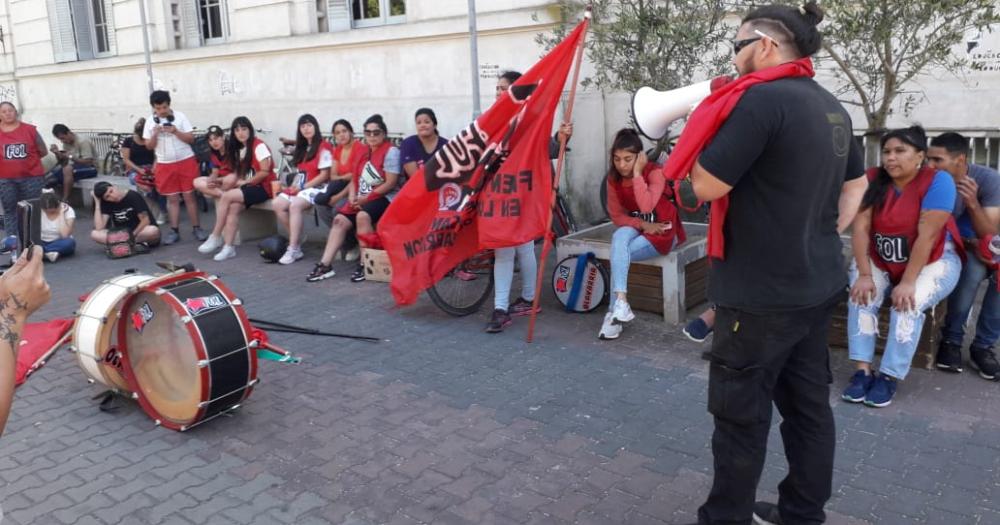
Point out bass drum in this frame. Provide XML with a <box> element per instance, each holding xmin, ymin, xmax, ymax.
<box><xmin>74</xmin><ymin>273</ymin><xmax>157</xmax><ymax>392</ymax></box>
<box><xmin>551</xmin><ymin>254</ymin><xmax>609</xmax><ymax>313</ymax></box>
<box><xmin>119</xmin><ymin>272</ymin><xmax>257</xmax><ymax>431</ymax></box>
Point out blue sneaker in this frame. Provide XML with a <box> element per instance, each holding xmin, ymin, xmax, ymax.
<box><xmin>864</xmin><ymin>374</ymin><xmax>897</xmax><ymax>408</ymax></box>
<box><xmin>683</xmin><ymin>318</ymin><xmax>713</xmax><ymax>343</ymax></box>
<box><xmin>841</xmin><ymin>370</ymin><xmax>874</xmax><ymax>403</ymax></box>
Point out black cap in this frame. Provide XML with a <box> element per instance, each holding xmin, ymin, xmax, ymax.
<box><xmin>94</xmin><ymin>181</ymin><xmax>112</xmax><ymax>200</ymax></box>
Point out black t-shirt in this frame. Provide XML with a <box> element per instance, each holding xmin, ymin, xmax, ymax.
<box><xmin>698</xmin><ymin>77</ymin><xmax>865</xmax><ymax>312</ymax></box>
<box><xmin>99</xmin><ymin>190</ymin><xmax>151</xmax><ymax>231</ymax></box>
<box><xmin>123</xmin><ymin>136</ymin><xmax>155</xmax><ymax>167</ymax></box>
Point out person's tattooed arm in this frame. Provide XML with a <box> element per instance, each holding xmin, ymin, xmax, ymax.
<box><xmin>0</xmin><ymin>292</ymin><xmax>27</xmax><ymax>357</ymax></box>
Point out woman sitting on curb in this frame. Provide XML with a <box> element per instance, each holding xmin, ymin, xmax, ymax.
<box><xmin>600</xmin><ymin>128</ymin><xmax>685</xmax><ymax>340</ymax></box>
<box><xmin>843</xmin><ymin>125</ymin><xmax>963</xmax><ymax>408</ymax></box>
<box><xmin>39</xmin><ymin>190</ymin><xmax>75</xmax><ymax>262</ymax></box>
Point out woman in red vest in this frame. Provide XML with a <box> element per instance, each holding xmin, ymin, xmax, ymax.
<box><xmin>272</xmin><ymin>114</ymin><xmax>336</xmax><ymax>265</ymax></box>
<box><xmin>844</xmin><ymin>126</ymin><xmax>962</xmax><ymax>408</ymax></box>
<box><xmin>600</xmin><ymin>129</ymin><xmax>685</xmax><ymax>340</ymax></box>
<box><xmin>0</xmin><ymin>101</ymin><xmax>47</xmax><ymax>250</ymax></box>
<box><xmin>198</xmin><ymin>116</ymin><xmax>275</xmax><ymax>261</ymax></box>
<box><xmin>307</xmin><ymin>114</ymin><xmax>400</xmax><ymax>282</ymax></box>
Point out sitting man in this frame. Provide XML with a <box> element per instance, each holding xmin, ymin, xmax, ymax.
<box><xmin>929</xmin><ymin>132</ymin><xmax>1000</xmax><ymax>380</ymax></box>
<box><xmin>48</xmin><ymin>124</ymin><xmax>98</xmax><ymax>202</ymax></box>
<box><xmin>91</xmin><ymin>181</ymin><xmax>161</xmax><ymax>250</ymax></box>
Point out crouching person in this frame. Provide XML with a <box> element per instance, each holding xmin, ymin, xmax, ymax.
<box><xmin>843</xmin><ymin>126</ymin><xmax>962</xmax><ymax>408</ymax></box>
<box><xmin>91</xmin><ymin>181</ymin><xmax>161</xmax><ymax>253</ymax></box>
<box><xmin>39</xmin><ymin>190</ymin><xmax>75</xmax><ymax>262</ymax></box>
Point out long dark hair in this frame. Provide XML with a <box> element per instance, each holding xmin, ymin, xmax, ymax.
<box><xmin>292</xmin><ymin>114</ymin><xmax>322</xmax><ymax>165</ymax></box>
<box><xmin>607</xmin><ymin>128</ymin><xmax>644</xmax><ymax>183</ymax></box>
<box><xmin>860</xmin><ymin>125</ymin><xmax>928</xmax><ymax>212</ymax></box>
<box><xmin>226</xmin><ymin>116</ymin><xmax>257</xmax><ymax>177</ymax></box>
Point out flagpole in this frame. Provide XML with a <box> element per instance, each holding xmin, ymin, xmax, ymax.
<box><xmin>526</xmin><ymin>8</ymin><xmax>591</xmax><ymax>343</ymax></box>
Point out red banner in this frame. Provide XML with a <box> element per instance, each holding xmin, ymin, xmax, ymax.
<box><xmin>378</xmin><ymin>20</ymin><xmax>588</xmax><ymax>306</ymax></box>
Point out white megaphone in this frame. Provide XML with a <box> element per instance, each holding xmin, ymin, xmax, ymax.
<box><xmin>632</xmin><ymin>76</ymin><xmax>731</xmax><ymax>140</ymax></box>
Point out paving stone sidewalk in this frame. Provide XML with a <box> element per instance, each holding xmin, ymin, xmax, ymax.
<box><xmin>1</xmin><ymin>215</ymin><xmax>998</xmax><ymax>524</ymax></box>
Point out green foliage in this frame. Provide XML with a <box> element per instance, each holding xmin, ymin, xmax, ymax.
<box><xmin>820</xmin><ymin>0</ymin><xmax>1000</xmax><ymax>132</ymax></box>
<box><xmin>536</xmin><ymin>0</ymin><xmax>734</xmax><ymax>92</ymax></box>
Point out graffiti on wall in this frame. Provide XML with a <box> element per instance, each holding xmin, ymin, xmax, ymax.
<box><xmin>0</xmin><ymin>84</ymin><xmax>16</xmax><ymax>105</ymax></box>
<box><xmin>219</xmin><ymin>70</ymin><xmax>242</xmax><ymax>96</ymax></box>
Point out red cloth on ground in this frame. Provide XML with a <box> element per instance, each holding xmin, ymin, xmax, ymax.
<box><xmin>15</xmin><ymin>319</ymin><xmax>73</xmax><ymax>386</ymax></box>
<box><xmin>662</xmin><ymin>57</ymin><xmax>815</xmax><ymax>260</ymax></box>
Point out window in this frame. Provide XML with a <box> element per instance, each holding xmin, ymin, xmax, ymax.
<box><xmin>350</xmin><ymin>0</ymin><xmax>405</xmax><ymax>28</ymax></box>
<box><xmin>199</xmin><ymin>0</ymin><xmax>227</xmax><ymax>42</ymax></box>
<box><xmin>47</xmin><ymin>0</ymin><xmax>116</xmax><ymax>62</ymax></box>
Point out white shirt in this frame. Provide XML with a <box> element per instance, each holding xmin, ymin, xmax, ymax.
<box><xmin>142</xmin><ymin>109</ymin><xmax>195</xmax><ymax>163</ymax></box>
<box><xmin>40</xmin><ymin>203</ymin><xmax>75</xmax><ymax>243</ymax></box>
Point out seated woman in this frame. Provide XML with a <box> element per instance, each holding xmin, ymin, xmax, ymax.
<box><xmin>843</xmin><ymin>126</ymin><xmax>963</xmax><ymax>408</ymax></box>
<box><xmin>123</xmin><ymin>118</ymin><xmax>164</xmax><ymax>223</ymax></box>
<box><xmin>399</xmin><ymin>108</ymin><xmax>448</xmax><ymax>182</ymax></box>
<box><xmin>197</xmin><ymin>117</ymin><xmax>276</xmax><ymax>261</ymax></box>
<box><xmin>39</xmin><ymin>190</ymin><xmax>75</xmax><ymax>262</ymax></box>
<box><xmin>193</xmin><ymin>125</ymin><xmax>237</xmax><ymax>202</ymax></box>
<box><xmin>273</xmin><ymin>114</ymin><xmax>335</xmax><ymax>264</ymax></box>
<box><xmin>312</xmin><ymin>119</ymin><xmax>365</xmax><ymax>258</ymax></box>
<box><xmin>91</xmin><ymin>181</ymin><xmax>161</xmax><ymax>247</ymax></box>
<box><xmin>599</xmin><ymin>128</ymin><xmax>685</xmax><ymax>340</ymax></box>
<box><xmin>307</xmin><ymin>114</ymin><xmax>399</xmax><ymax>282</ymax></box>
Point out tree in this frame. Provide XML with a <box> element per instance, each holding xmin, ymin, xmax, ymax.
<box><xmin>820</xmin><ymin>0</ymin><xmax>1000</xmax><ymax>159</ymax></box>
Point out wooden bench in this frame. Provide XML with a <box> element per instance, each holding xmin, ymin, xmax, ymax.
<box><xmin>827</xmin><ymin>235</ymin><xmax>946</xmax><ymax>370</ymax></box>
<box><xmin>555</xmin><ymin>222</ymin><xmax>709</xmax><ymax>325</ymax></box>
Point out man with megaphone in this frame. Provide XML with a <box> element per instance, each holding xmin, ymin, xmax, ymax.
<box><xmin>658</xmin><ymin>3</ymin><xmax>868</xmax><ymax>525</ymax></box>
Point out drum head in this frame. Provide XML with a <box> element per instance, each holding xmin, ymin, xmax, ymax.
<box><xmin>552</xmin><ymin>255</ymin><xmax>608</xmax><ymax>313</ymax></box>
<box><xmin>123</xmin><ymin>290</ymin><xmax>202</xmax><ymax>426</ymax></box>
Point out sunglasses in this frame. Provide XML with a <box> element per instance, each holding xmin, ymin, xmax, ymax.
<box><xmin>732</xmin><ymin>29</ymin><xmax>780</xmax><ymax>54</ymax></box>
<box><xmin>364</xmin><ymin>129</ymin><xmax>383</xmax><ymax>136</ymax></box>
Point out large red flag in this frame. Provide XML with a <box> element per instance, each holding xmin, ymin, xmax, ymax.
<box><xmin>379</xmin><ymin>20</ymin><xmax>588</xmax><ymax>306</ymax></box>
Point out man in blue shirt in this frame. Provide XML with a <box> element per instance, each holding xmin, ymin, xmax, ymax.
<box><xmin>928</xmin><ymin>132</ymin><xmax>1000</xmax><ymax>380</ymax></box>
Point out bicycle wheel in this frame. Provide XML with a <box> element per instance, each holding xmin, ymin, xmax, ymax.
<box><xmin>427</xmin><ymin>251</ymin><xmax>495</xmax><ymax>316</ymax></box>
<box><xmin>102</xmin><ymin>151</ymin><xmax>115</xmax><ymax>176</ymax></box>
<box><xmin>109</xmin><ymin>156</ymin><xmax>124</xmax><ymax>178</ymax></box>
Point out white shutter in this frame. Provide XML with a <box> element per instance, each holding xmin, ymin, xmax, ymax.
<box><xmin>69</xmin><ymin>0</ymin><xmax>95</xmax><ymax>60</ymax></box>
<box><xmin>327</xmin><ymin>0</ymin><xmax>350</xmax><ymax>31</ymax></box>
<box><xmin>181</xmin><ymin>0</ymin><xmax>202</xmax><ymax>48</ymax></box>
<box><xmin>103</xmin><ymin>0</ymin><xmax>117</xmax><ymax>54</ymax></box>
<box><xmin>46</xmin><ymin>0</ymin><xmax>78</xmax><ymax>62</ymax></box>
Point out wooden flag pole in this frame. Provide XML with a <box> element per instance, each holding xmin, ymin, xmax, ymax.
<box><xmin>526</xmin><ymin>8</ymin><xmax>591</xmax><ymax>343</ymax></box>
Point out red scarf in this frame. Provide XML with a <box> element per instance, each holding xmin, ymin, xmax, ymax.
<box><xmin>663</xmin><ymin>57</ymin><xmax>815</xmax><ymax>260</ymax></box>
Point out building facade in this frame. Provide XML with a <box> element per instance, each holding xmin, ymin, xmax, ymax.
<box><xmin>0</xmin><ymin>1</ymin><xmax>998</xmax><ymax>222</ymax></box>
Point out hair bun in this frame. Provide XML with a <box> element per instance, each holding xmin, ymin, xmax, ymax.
<box><xmin>801</xmin><ymin>2</ymin><xmax>824</xmax><ymax>25</ymax></box>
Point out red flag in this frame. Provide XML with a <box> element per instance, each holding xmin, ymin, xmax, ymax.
<box><xmin>15</xmin><ymin>318</ymin><xmax>73</xmax><ymax>386</ymax></box>
<box><xmin>378</xmin><ymin>20</ymin><xmax>588</xmax><ymax>306</ymax></box>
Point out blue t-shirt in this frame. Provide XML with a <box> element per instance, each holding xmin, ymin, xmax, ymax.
<box><xmin>951</xmin><ymin>164</ymin><xmax>1000</xmax><ymax>238</ymax></box>
<box><xmin>399</xmin><ymin>135</ymin><xmax>448</xmax><ymax>170</ymax></box>
<box><xmin>919</xmin><ymin>171</ymin><xmax>957</xmax><ymax>212</ymax></box>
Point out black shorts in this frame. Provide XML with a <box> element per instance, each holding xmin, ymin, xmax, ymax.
<box><xmin>343</xmin><ymin>196</ymin><xmax>390</xmax><ymax>228</ymax></box>
<box><xmin>241</xmin><ymin>184</ymin><xmax>270</xmax><ymax>208</ymax></box>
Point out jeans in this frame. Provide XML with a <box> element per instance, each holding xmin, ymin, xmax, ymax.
<box><xmin>610</xmin><ymin>226</ymin><xmax>661</xmax><ymax>309</ymax></box>
<box><xmin>46</xmin><ymin>164</ymin><xmax>97</xmax><ymax>186</ymax></box>
<box><xmin>941</xmin><ymin>252</ymin><xmax>1000</xmax><ymax>349</ymax></box>
<box><xmin>698</xmin><ymin>291</ymin><xmax>841</xmax><ymax>525</ymax></box>
<box><xmin>494</xmin><ymin>241</ymin><xmax>536</xmax><ymax>311</ymax></box>
<box><xmin>0</xmin><ymin>176</ymin><xmax>46</xmax><ymax>237</ymax></box>
<box><xmin>847</xmin><ymin>247</ymin><xmax>961</xmax><ymax>380</ymax></box>
<box><xmin>42</xmin><ymin>237</ymin><xmax>76</xmax><ymax>256</ymax></box>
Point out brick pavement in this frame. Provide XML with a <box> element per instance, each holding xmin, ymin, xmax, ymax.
<box><xmin>0</xmin><ymin>214</ymin><xmax>998</xmax><ymax>524</ymax></box>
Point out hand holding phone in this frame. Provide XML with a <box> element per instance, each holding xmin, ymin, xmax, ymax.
<box><xmin>15</xmin><ymin>200</ymin><xmax>42</xmax><ymax>260</ymax></box>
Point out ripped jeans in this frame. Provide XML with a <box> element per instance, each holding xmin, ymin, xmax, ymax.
<box><xmin>847</xmin><ymin>246</ymin><xmax>961</xmax><ymax>380</ymax></box>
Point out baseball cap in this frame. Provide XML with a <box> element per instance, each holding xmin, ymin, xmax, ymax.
<box><xmin>94</xmin><ymin>181</ymin><xmax>112</xmax><ymax>200</ymax></box>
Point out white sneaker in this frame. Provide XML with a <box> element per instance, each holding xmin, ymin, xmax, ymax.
<box><xmin>45</xmin><ymin>252</ymin><xmax>59</xmax><ymax>263</ymax></box>
<box><xmin>213</xmin><ymin>245</ymin><xmax>237</xmax><ymax>261</ymax></box>
<box><xmin>278</xmin><ymin>248</ymin><xmax>303</xmax><ymax>265</ymax></box>
<box><xmin>198</xmin><ymin>235</ymin><xmax>223</xmax><ymax>254</ymax></box>
<box><xmin>598</xmin><ymin>312</ymin><xmax>622</xmax><ymax>340</ymax></box>
<box><xmin>344</xmin><ymin>247</ymin><xmax>360</xmax><ymax>261</ymax></box>
<box><xmin>612</xmin><ymin>300</ymin><xmax>635</xmax><ymax>323</ymax></box>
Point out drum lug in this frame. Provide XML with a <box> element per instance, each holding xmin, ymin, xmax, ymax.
<box><xmin>196</xmin><ymin>359</ymin><xmax>209</xmax><ymax>368</ymax></box>
<box><xmin>68</xmin><ymin>346</ymin><xmax>77</xmax><ymax>353</ymax></box>
<box><xmin>155</xmin><ymin>289</ymin><xmax>167</xmax><ymax>295</ymax></box>
<box><xmin>197</xmin><ymin>401</ymin><xmax>209</xmax><ymax>408</ymax></box>
<box><xmin>248</xmin><ymin>378</ymin><xmax>259</xmax><ymax>387</ymax></box>
<box><xmin>232</xmin><ymin>299</ymin><xmax>243</xmax><ymax>306</ymax></box>
<box><xmin>131</xmin><ymin>392</ymin><xmax>140</xmax><ymax>400</ymax></box>
<box><xmin>181</xmin><ymin>316</ymin><xmax>193</xmax><ymax>324</ymax></box>
<box><xmin>248</xmin><ymin>340</ymin><xmax>259</xmax><ymax>349</ymax></box>
<box><xmin>155</xmin><ymin>419</ymin><xmax>162</xmax><ymax>426</ymax></box>
<box><xmin>86</xmin><ymin>378</ymin><xmax>94</xmax><ymax>384</ymax></box>
<box><xmin>207</xmin><ymin>275</ymin><xmax>219</xmax><ymax>281</ymax></box>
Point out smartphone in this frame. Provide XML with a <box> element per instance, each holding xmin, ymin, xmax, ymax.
<box><xmin>16</xmin><ymin>199</ymin><xmax>41</xmax><ymax>260</ymax></box>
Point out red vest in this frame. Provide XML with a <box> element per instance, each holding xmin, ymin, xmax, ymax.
<box><xmin>353</xmin><ymin>141</ymin><xmax>392</xmax><ymax>198</ymax></box>
<box><xmin>0</xmin><ymin>122</ymin><xmax>44</xmax><ymax>179</ymax></box>
<box><xmin>297</xmin><ymin>141</ymin><xmax>335</xmax><ymax>182</ymax></box>
<box><xmin>869</xmin><ymin>166</ymin><xmax>964</xmax><ymax>283</ymax></box>
<box><xmin>240</xmin><ymin>138</ymin><xmax>276</xmax><ymax>197</ymax></box>
<box><xmin>334</xmin><ymin>140</ymin><xmax>363</xmax><ymax>178</ymax></box>
<box><xmin>608</xmin><ymin>163</ymin><xmax>686</xmax><ymax>255</ymax></box>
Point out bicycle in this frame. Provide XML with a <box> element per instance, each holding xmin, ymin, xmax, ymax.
<box><xmin>101</xmin><ymin>134</ymin><xmax>128</xmax><ymax>177</ymax></box>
